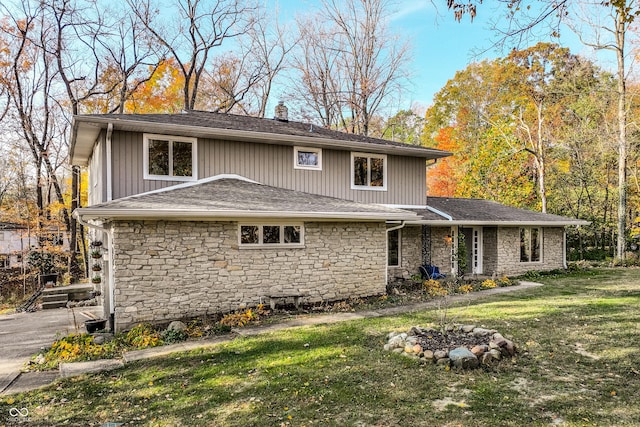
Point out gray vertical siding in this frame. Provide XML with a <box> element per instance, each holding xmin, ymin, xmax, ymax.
<box><xmin>88</xmin><ymin>131</ymin><xmax>106</xmax><ymax>206</ymax></box>
<box><xmin>109</xmin><ymin>132</ymin><xmax>428</xmax><ymax>205</ymax></box>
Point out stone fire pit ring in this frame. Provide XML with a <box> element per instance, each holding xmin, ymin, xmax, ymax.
<box><xmin>383</xmin><ymin>325</ymin><xmax>517</xmax><ymax>369</ymax></box>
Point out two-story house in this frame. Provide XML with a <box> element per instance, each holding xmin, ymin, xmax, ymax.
<box><xmin>70</xmin><ymin>106</ymin><xmax>586</xmax><ymax>331</ymax></box>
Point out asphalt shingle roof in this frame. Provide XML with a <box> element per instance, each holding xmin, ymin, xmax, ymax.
<box><xmin>71</xmin><ymin>110</ymin><xmax>450</xmax><ymax>165</ymax></box>
<box><xmin>412</xmin><ymin>197</ymin><xmax>588</xmax><ymax>226</ymax></box>
<box><xmin>75</xmin><ymin>176</ymin><xmax>418</xmax><ymax>221</ymax></box>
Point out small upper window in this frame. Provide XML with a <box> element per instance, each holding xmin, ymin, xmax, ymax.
<box><xmin>294</xmin><ymin>146</ymin><xmax>322</xmax><ymax>170</ymax></box>
<box><xmin>143</xmin><ymin>134</ymin><xmax>197</xmax><ymax>181</ymax></box>
<box><xmin>351</xmin><ymin>152</ymin><xmax>387</xmax><ymax>190</ymax></box>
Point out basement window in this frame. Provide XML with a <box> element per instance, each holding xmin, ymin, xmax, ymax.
<box><xmin>239</xmin><ymin>224</ymin><xmax>304</xmax><ymax>248</ymax></box>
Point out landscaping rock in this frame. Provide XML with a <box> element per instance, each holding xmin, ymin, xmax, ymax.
<box><xmin>489</xmin><ymin>349</ymin><xmax>502</xmax><ymax>360</ymax></box>
<box><xmin>473</xmin><ymin>327</ymin><xmax>495</xmax><ymax>336</ymax></box>
<box><xmin>461</xmin><ymin>324</ymin><xmax>476</xmax><ymax>333</ymax></box>
<box><xmin>449</xmin><ymin>347</ymin><xmax>479</xmax><ymax>369</ymax></box>
<box><xmin>434</xmin><ymin>350</ymin><xmax>448</xmax><ymax>360</ymax></box>
<box><xmin>383</xmin><ymin>325</ymin><xmax>517</xmax><ymax>370</ymax></box>
<box><xmin>167</xmin><ymin>321</ymin><xmax>187</xmax><ymax>333</ymax></box>
<box><xmin>408</xmin><ymin>326</ymin><xmax>423</xmax><ymax>336</ymax></box>
<box><xmin>388</xmin><ymin>335</ymin><xmax>405</xmax><ymax>349</ymax></box>
<box><xmin>436</xmin><ymin>357</ymin><xmax>450</xmax><ymax>366</ymax></box>
<box><xmin>471</xmin><ymin>344</ymin><xmax>488</xmax><ymax>356</ymax></box>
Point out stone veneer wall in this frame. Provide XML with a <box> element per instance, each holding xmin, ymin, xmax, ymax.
<box><xmin>429</xmin><ymin>227</ymin><xmax>453</xmax><ymax>275</ymax></box>
<box><xmin>111</xmin><ymin>220</ymin><xmax>387</xmax><ymax>331</ymax></box>
<box><xmin>482</xmin><ymin>227</ymin><xmax>498</xmax><ymax>277</ymax></box>
<box><xmin>388</xmin><ymin>225</ymin><xmax>422</xmax><ymax>281</ymax></box>
<box><xmin>496</xmin><ymin>227</ymin><xmax>565</xmax><ymax>276</ymax></box>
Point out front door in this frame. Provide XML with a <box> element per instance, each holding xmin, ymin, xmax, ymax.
<box><xmin>461</xmin><ymin>227</ymin><xmax>483</xmax><ymax>275</ymax></box>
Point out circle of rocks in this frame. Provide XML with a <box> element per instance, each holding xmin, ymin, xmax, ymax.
<box><xmin>383</xmin><ymin>325</ymin><xmax>517</xmax><ymax>369</ymax></box>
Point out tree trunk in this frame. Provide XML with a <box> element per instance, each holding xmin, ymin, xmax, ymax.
<box><xmin>615</xmin><ymin>11</ymin><xmax>627</xmax><ymax>261</ymax></box>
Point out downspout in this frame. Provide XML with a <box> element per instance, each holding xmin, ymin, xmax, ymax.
<box><xmin>563</xmin><ymin>228</ymin><xmax>567</xmax><ymax>269</ymax></box>
<box><xmin>106</xmin><ymin>123</ymin><xmax>113</xmax><ymax>202</ymax></box>
<box><xmin>75</xmin><ymin>213</ymin><xmax>115</xmax><ymax>331</ymax></box>
<box><xmin>386</xmin><ymin>221</ymin><xmax>406</xmax><ymax>284</ymax></box>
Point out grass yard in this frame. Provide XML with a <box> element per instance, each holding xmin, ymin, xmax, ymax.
<box><xmin>1</xmin><ymin>268</ymin><xmax>640</xmax><ymax>426</ymax></box>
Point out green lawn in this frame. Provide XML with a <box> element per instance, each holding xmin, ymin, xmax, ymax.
<box><xmin>2</xmin><ymin>268</ymin><xmax>640</xmax><ymax>426</ymax></box>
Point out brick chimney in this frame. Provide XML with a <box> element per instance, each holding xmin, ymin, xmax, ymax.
<box><xmin>274</xmin><ymin>101</ymin><xmax>288</xmax><ymax>122</ymax></box>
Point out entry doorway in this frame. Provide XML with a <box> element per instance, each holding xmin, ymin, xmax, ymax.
<box><xmin>460</xmin><ymin>227</ymin><xmax>483</xmax><ymax>275</ymax></box>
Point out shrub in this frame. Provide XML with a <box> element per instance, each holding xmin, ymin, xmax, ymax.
<box><xmin>161</xmin><ymin>328</ymin><xmax>188</xmax><ymax>344</ymax></box>
<box><xmin>498</xmin><ymin>276</ymin><xmax>513</xmax><ymax>287</ymax></box>
<box><xmin>424</xmin><ymin>279</ymin><xmax>448</xmax><ymax>297</ymax></box>
<box><xmin>125</xmin><ymin>323</ymin><xmax>162</xmax><ymax>348</ymax></box>
<box><xmin>480</xmin><ymin>279</ymin><xmax>497</xmax><ymax>289</ymax></box>
<box><xmin>220</xmin><ymin>308</ymin><xmax>259</xmax><ymax>328</ymax></box>
<box><xmin>457</xmin><ymin>284</ymin><xmax>474</xmax><ymax>294</ymax></box>
<box><xmin>38</xmin><ymin>334</ymin><xmax>119</xmax><ymax>369</ymax></box>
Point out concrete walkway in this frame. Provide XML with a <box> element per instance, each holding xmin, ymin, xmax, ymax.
<box><xmin>0</xmin><ymin>281</ymin><xmax>542</xmax><ymax>395</ymax></box>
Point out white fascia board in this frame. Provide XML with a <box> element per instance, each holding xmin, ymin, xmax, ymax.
<box><xmin>72</xmin><ymin>117</ymin><xmax>451</xmax><ymax>160</ymax></box>
<box><xmin>74</xmin><ymin>208</ymin><xmax>419</xmax><ymax>222</ymax></box>
<box><xmin>406</xmin><ymin>220</ymin><xmax>590</xmax><ymax>227</ymax></box>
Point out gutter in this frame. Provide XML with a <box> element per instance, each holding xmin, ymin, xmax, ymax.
<box><xmin>406</xmin><ymin>219</ymin><xmax>590</xmax><ymax>227</ymax></box>
<box><xmin>72</xmin><ymin>208</ymin><xmax>419</xmax><ymax>222</ymax></box>
<box><xmin>425</xmin><ymin>205</ymin><xmax>453</xmax><ymax>221</ymax></box>
<box><xmin>74</xmin><ymin>212</ymin><xmax>115</xmax><ymax>332</ymax></box>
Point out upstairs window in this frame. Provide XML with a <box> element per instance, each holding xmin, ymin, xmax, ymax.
<box><xmin>351</xmin><ymin>152</ymin><xmax>387</xmax><ymax>190</ymax></box>
<box><xmin>520</xmin><ymin>227</ymin><xmax>541</xmax><ymax>262</ymax></box>
<box><xmin>143</xmin><ymin>134</ymin><xmax>197</xmax><ymax>181</ymax></box>
<box><xmin>294</xmin><ymin>146</ymin><xmax>322</xmax><ymax>170</ymax></box>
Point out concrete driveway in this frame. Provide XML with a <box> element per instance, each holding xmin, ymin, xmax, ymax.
<box><xmin>0</xmin><ymin>306</ymin><xmax>103</xmax><ymax>392</ymax></box>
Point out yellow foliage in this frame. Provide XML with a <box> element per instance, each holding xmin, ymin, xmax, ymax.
<box><xmin>481</xmin><ymin>279</ymin><xmax>498</xmax><ymax>289</ymax></box>
<box><xmin>220</xmin><ymin>308</ymin><xmax>260</xmax><ymax>328</ymax></box>
<box><xmin>424</xmin><ymin>279</ymin><xmax>448</xmax><ymax>297</ymax></box>
<box><xmin>457</xmin><ymin>284</ymin><xmax>474</xmax><ymax>294</ymax></box>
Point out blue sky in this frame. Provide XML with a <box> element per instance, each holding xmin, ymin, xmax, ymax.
<box><xmin>269</xmin><ymin>0</ymin><xmax>608</xmax><ymax>111</ymax></box>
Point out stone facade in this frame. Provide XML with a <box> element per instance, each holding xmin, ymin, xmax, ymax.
<box><xmin>421</xmin><ymin>225</ymin><xmax>566</xmax><ymax>278</ymax></box>
<box><xmin>494</xmin><ymin>226</ymin><xmax>565</xmax><ymax>276</ymax></box>
<box><xmin>429</xmin><ymin>227</ymin><xmax>454</xmax><ymax>274</ymax></box>
<box><xmin>388</xmin><ymin>225</ymin><xmax>422</xmax><ymax>281</ymax></box>
<box><xmin>110</xmin><ymin>220</ymin><xmax>386</xmax><ymax>331</ymax></box>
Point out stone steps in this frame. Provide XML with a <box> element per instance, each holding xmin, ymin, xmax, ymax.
<box><xmin>41</xmin><ymin>284</ymin><xmax>94</xmax><ymax>310</ymax></box>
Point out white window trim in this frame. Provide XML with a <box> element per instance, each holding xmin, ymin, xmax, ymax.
<box><xmin>387</xmin><ymin>228</ymin><xmax>401</xmax><ymax>267</ymax></box>
<box><xmin>350</xmin><ymin>152</ymin><xmax>387</xmax><ymax>191</ymax></box>
<box><xmin>238</xmin><ymin>223</ymin><xmax>305</xmax><ymax>248</ymax></box>
<box><xmin>143</xmin><ymin>133</ymin><xmax>198</xmax><ymax>182</ymax></box>
<box><xmin>294</xmin><ymin>146</ymin><xmax>322</xmax><ymax>170</ymax></box>
<box><xmin>520</xmin><ymin>226</ymin><xmax>543</xmax><ymax>263</ymax></box>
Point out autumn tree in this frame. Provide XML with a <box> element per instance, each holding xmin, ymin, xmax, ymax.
<box><xmin>128</xmin><ymin>0</ymin><xmax>258</xmax><ymax>111</ymax></box>
<box><xmin>448</xmin><ymin>0</ymin><xmax>638</xmax><ymax>261</ymax></box>
<box><xmin>290</xmin><ymin>0</ymin><xmax>410</xmax><ymax>135</ymax></box>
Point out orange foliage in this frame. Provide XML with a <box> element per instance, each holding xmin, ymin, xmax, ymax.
<box><xmin>427</xmin><ymin>127</ymin><xmax>460</xmax><ymax>197</ymax></box>
<box><xmin>125</xmin><ymin>58</ymin><xmax>185</xmax><ymax>113</ymax></box>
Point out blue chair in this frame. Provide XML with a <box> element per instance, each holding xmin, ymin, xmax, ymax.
<box><xmin>419</xmin><ymin>264</ymin><xmax>446</xmax><ymax>280</ymax></box>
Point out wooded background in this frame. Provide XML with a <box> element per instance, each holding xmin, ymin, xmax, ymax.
<box><xmin>1</xmin><ymin>0</ymin><xmax>639</xmax><ymax>286</ymax></box>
